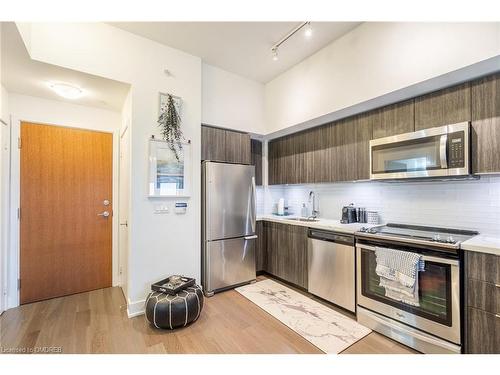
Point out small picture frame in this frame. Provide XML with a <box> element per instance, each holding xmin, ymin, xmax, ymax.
<box><xmin>148</xmin><ymin>138</ymin><xmax>191</xmax><ymax>198</ymax></box>
<box><xmin>159</xmin><ymin>92</ymin><xmax>182</xmax><ymax>118</ymax></box>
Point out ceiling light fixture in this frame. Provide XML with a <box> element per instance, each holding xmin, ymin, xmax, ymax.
<box><xmin>270</xmin><ymin>21</ymin><xmax>312</xmax><ymax>60</ymax></box>
<box><xmin>272</xmin><ymin>47</ymin><xmax>279</xmax><ymax>61</ymax></box>
<box><xmin>48</xmin><ymin>82</ymin><xmax>84</xmax><ymax>99</ymax></box>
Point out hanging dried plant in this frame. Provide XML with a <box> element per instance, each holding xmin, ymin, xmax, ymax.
<box><xmin>158</xmin><ymin>94</ymin><xmax>184</xmax><ymax>161</ymax></box>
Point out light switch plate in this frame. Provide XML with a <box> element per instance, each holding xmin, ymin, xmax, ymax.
<box><xmin>154</xmin><ymin>204</ymin><xmax>169</xmax><ymax>214</ymax></box>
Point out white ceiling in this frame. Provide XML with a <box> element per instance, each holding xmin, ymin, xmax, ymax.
<box><xmin>1</xmin><ymin>23</ymin><xmax>130</xmax><ymax>112</ymax></box>
<box><xmin>110</xmin><ymin>22</ymin><xmax>362</xmax><ymax>83</ymax></box>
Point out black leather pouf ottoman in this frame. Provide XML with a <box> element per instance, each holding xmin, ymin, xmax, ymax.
<box><xmin>145</xmin><ymin>285</ymin><xmax>204</xmax><ymax>329</ymax></box>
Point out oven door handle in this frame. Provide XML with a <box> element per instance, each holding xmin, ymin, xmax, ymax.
<box><xmin>356</xmin><ymin>243</ymin><xmax>459</xmax><ymax>266</ymax></box>
<box><xmin>440</xmin><ymin>134</ymin><xmax>448</xmax><ymax>169</ymax></box>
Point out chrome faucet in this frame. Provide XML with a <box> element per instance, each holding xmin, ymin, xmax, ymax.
<box><xmin>308</xmin><ymin>191</ymin><xmax>319</xmax><ymax>219</ymax></box>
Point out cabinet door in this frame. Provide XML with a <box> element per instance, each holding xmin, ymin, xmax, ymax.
<box><xmin>313</xmin><ymin>124</ymin><xmax>333</xmax><ymax>183</ymax></box>
<box><xmin>265</xmin><ymin>222</ymin><xmax>307</xmax><ymax>288</ymax></box>
<box><xmin>467</xmin><ymin>307</ymin><xmax>499</xmax><ymax>354</ymax></box>
<box><xmin>466</xmin><ymin>251</ymin><xmax>499</xmax><ymax>284</ymax></box>
<box><xmin>355</xmin><ymin>112</ymin><xmax>373</xmax><ymax>180</ymax></box>
<box><xmin>284</xmin><ymin>224</ymin><xmax>308</xmax><ymax>289</ymax></box>
<box><xmin>331</xmin><ymin>118</ymin><xmax>357</xmax><ymax>182</ymax></box>
<box><xmin>471</xmin><ymin>73</ymin><xmax>500</xmax><ymax>174</ymax></box>
<box><xmin>255</xmin><ymin>221</ymin><xmax>266</xmax><ymax>272</ymax></box>
<box><xmin>265</xmin><ymin>221</ymin><xmax>278</xmax><ymax>275</ymax></box>
<box><xmin>267</xmin><ymin>138</ymin><xmax>283</xmax><ymax>185</ymax></box>
<box><xmin>225</xmin><ymin>130</ymin><xmax>251</xmax><ymax>164</ymax></box>
<box><xmin>201</xmin><ymin>125</ymin><xmax>226</xmax><ymax>161</ymax></box>
<box><xmin>415</xmin><ymin>82</ymin><xmax>471</xmax><ymax>130</ymax></box>
<box><xmin>372</xmin><ymin>99</ymin><xmax>415</xmax><ymax>139</ymax></box>
<box><xmin>251</xmin><ymin>139</ymin><xmax>263</xmax><ymax>186</ymax></box>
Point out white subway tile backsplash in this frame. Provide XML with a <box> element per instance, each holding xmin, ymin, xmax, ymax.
<box><xmin>257</xmin><ymin>176</ymin><xmax>500</xmax><ymax>236</ymax></box>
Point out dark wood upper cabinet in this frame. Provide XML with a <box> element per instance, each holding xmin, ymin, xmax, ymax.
<box><xmin>331</xmin><ymin>118</ymin><xmax>357</xmax><ymax>182</ymax></box>
<box><xmin>268</xmin><ymin>138</ymin><xmax>283</xmax><ymax>185</ymax></box>
<box><xmin>414</xmin><ymin>82</ymin><xmax>471</xmax><ymax>130</ymax></box>
<box><xmin>225</xmin><ymin>130</ymin><xmax>251</xmax><ymax>164</ymax></box>
<box><xmin>355</xmin><ymin>112</ymin><xmax>373</xmax><ymax>180</ymax></box>
<box><xmin>201</xmin><ymin>125</ymin><xmax>226</xmax><ymax>162</ymax></box>
<box><xmin>471</xmin><ymin>73</ymin><xmax>500</xmax><ymax>174</ymax></box>
<box><xmin>201</xmin><ymin>125</ymin><xmax>251</xmax><ymax>164</ymax></box>
<box><xmin>267</xmin><ymin>73</ymin><xmax>500</xmax><ymax>183</ymax></box>
<box><xmin>372</xmin><ymin>99</ymin><xmax>415</xmax><ymax>139</ymax></box>
<box><xmin>312</xmin><ymin>124</ymin><xmax>333</xmax><ymax>183</ymax></box>
<box><xmin>250</xmin><ymin>139</ymin><xmax>263</xmax><ymax>185</ymax></box>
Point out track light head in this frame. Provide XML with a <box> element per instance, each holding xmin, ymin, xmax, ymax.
<box><xmin>272</xmin><ymin>48</ymin><xmax>279</xmax><ymax>61</ymax></box>
<box><xmin>304</xmin><ymin>22</ymin><xmax>313</xmax><ymax>38</ymax></box>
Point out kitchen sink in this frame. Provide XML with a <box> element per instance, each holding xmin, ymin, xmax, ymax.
<box><xmin>288</xmin><ymin>217</ymin><xmax>319</xmax><ymax>222</ymax></box>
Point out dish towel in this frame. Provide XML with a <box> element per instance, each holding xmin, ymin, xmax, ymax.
<box><xmin>374</xmin><ymin>247</ymin><xmax>423</xmax><ymax>307</ymax></box>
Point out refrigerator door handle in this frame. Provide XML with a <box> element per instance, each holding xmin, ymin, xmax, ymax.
<box><xmin>244</xmin><ymin>235</ymin><xmax>258</xmax><ymax>240</ymax></box>
<box><xmin>250</xmin><ymin>176</ymin><xmax>256</xmax><ymax>233</ymax></box>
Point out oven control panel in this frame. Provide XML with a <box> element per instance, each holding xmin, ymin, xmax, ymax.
<box><xmin>448</xmin><ymin>131</ymin><xmax>465</xmax><ymax>168</ymax></box>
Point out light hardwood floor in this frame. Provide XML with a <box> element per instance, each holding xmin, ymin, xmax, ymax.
<box><xmin>0</xmin><ymin>278</ymin><xmax>417</xmax><ymax>354</ymax></box>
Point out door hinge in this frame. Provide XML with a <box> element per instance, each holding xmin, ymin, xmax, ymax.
<box><xmin>18</xmin><ymin>137</ymin><xmax>21</xmax><ymax>149</ymax></box>
<box><xmin>17</xmin><ymin>207</ymin><xmax>21</xmax><ymax>220</ymax></box>
<box><xmin>17</xmin><ymin>279</ymin><xmax>21</xmax><ymax>290</ymax></box>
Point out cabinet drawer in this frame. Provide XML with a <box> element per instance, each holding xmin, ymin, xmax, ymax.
<box><xmin>467</xmin><ymin>278</ymin><xmax>500</xmax><ymax>314</ymax></box>
<box><xmin>467</xmin><ymin>307</ymin><xmax>500</xmax><ymax>354</ymax></box>
<box><xmin>466</xmin><ymin>251</ymin><xmax>499</xmax><ymax>284</ymax></box>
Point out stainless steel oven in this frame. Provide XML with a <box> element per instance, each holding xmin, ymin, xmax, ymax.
<box><xmin>370</xmin><ymin>122</ymin><xmax>470</xmax><ymax>180</ymax></box>
<box><xmin>356</xmin><ymin>242</ymin><xmax>461</xmax><ymax>354</ymax></box>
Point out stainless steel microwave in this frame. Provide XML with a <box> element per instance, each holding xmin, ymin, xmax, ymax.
<box><xmin>370</xmin><ymin>122</ymin><xmax>470</xmax><ymax>180</ymax></box>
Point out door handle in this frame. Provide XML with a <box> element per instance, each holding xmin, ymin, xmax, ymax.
<box><xmin>120</xmin><ymin>221</ymin><xmax>128</xmax><ymax>227</ymax></box>
<box><xmin>439</xmin><ymin>134</ymin><xmax>448</xmax><ymax>169</ymax></box>
<box><xmin>98</xmin><ymin>211</ymin><xmax>110</xmax><ymax>217</ymax></box>
<box><xmin>244</xmin><ymin>235</ymin><xmax>258</xmax><ymax>240</ymax></box>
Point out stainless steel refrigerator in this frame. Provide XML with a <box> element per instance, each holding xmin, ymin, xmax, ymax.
<box><xmin>202</xmin><ymin>161</ymin><xmax>256</xmax><ymax>296</ymax></box>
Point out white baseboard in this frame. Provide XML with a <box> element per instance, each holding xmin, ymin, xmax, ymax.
<box><xmin>127</xmin><ymin>298</ymin><xmax>146</xmax><ymax>318</ymax></box>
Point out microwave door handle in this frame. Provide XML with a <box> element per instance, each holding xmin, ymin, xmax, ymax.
<box><xmin>440</xmin><ymin>134</ymin><xmax>448</xmax><ymax>169</ymax></box>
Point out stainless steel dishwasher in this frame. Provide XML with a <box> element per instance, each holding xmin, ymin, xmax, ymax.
<box><xmin>308</xmin><ymin>229</ymin><xmax>355</xmax><ymax>312</ymax></box>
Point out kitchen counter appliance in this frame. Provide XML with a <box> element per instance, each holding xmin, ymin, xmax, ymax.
<box><xmin>370</xmin><ymin>122</ymin><xmax>470</xmax><ymax>180</ymax></box>
<box><xmin>202</xmin><ymin>161</ymin><xmax>256</xmax><ymax>296</ymax></box>
<box><xmin>356</xmin><ymin>223</ymin><xmax>478</xmax><ymax>354</ymax></box>
<box><xmin>308</xmin><ymin>229</ymin><xmax>355</xmax><ymax>312</ymax></box>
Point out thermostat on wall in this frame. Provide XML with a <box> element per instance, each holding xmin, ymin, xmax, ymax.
<box><xmin>175</xmin><ymin>202</ymin><xmax>187</xmax><ymax>214</ymax></box>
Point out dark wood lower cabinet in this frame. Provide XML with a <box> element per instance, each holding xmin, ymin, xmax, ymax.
<box><xmin>262</xmin><ymin>221</ymin><xmax>308</xmax><ymax>289</ymax></box>
<box><xmin>255</xmin><ymin>221</ymin><xmax>266</xmax><ymax>272</ymax></box>
<box><xmin>464</xmin><ymin>251</ymin><xmax>500</xmax><ymax>354</ymax></box>
<box><xmin>466</xmin><ymin>307</ymin><xmax>499</xmax><ymax>354</ymax></box>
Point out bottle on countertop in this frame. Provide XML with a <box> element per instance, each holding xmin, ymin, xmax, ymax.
<box><xmin>277</xmin><ymin>198</ymin><xmax>285</xmax><ymax>216</ymax></box>
<box><xmin>301</xmin><ymin>203</ymin><xmax>308</xmax><ymax>218</ymax></box>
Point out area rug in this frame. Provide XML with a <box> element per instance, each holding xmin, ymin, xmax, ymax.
<box><xmin>236</xmin><ymin>279</ymin><xmax>371</xmax><ymax>353</ymax></box>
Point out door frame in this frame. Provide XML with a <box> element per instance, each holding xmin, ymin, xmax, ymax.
<box><xmin>8</xmin><ymin>118</ymin><xmax>120</xmax><ymax>308</ymax></box>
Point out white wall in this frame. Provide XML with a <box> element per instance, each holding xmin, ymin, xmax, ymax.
<box><xmin>202</xmin><ymin>63</ymin><xmax>265</xmax><ymax>134</ymax></box>
<box><xmin>16</xmin><ymin>22</ymin><xmax>203</xmax><ymax>315</ymax></box>
<box><xmin>265</xmin><ymin>22</ymin><xmax>500</xmax><ymax>134</ymax></box>
<box><xmin>6</xmin><ymin>93</ymin><xmax>121</xmax><ymax>308</ymax></box>
<box><xmin>259</xmin><ymin>177</ymin><xmax>500</xmax><ymax>236</ymax></box>
<box><xmin>0</xmin><ymin>84</ymin><xmax>8</xmax><ymax>314</ymax></box>
<box><xmin>119</xmin><ymin>89</ymin><xmax>132</xmax><ymax>300</ymax></box>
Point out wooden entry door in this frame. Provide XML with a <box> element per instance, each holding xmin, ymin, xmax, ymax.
<box><xmin>20</xmin><ymin>122</ymin><xmax>113</xmax><ymax>304</ymax></box>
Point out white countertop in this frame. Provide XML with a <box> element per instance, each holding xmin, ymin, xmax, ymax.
<box><xmin>258</xmin><ymin>215</ymin><xmax>500</xmax><ymax>256</ymax></box>
<box><xmin>461</xmin><ymin>235</ymin><xmax>500</xmax><ymax>256</ymax></box>
<box><xmin>257</xmin><ymin>214</ymin><xmax>376</xmax><ymax>235</ymax></box>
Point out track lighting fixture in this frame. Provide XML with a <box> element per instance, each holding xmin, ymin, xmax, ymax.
<box><xmin>270</xmin><ymin>22</ymin><xmax>312</xmax><ymax>61</ymax></box>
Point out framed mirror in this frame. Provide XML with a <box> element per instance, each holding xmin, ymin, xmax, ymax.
<box><xmin>148</xmin><ymin>138</ymin><xmax>191</xmax><ymax>197</ymax></box>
